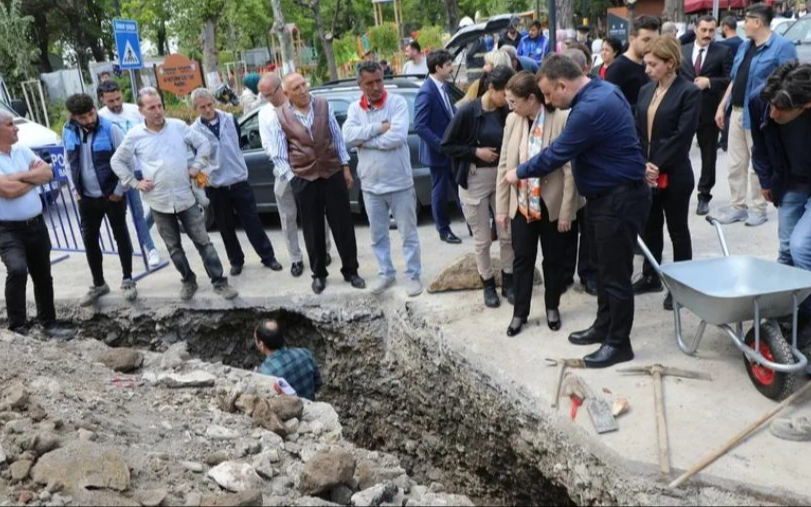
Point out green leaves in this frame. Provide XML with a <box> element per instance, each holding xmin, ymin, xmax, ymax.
<box><xmin>0</xmin><ymin>0</ymin><xmax>40</xmax><ymax>80</ymax></box>
<box><xmin>369</xmin><ymin>22</ymin><xmax>399</xmax><ymax>58</ymax></box>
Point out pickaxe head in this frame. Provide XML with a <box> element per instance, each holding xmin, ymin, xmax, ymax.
<box><xmin>617</xmin><ymin>364</ymin><xmax>712</xmax><ymax>381</ymax></box>
<box><xmin>545</xmin><ymin>358</ymin><xmax>586</xmax><ymax>368</ymax></box>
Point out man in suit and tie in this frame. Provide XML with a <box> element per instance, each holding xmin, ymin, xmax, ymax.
<box><xmin>414</xmin><ymin>49</ymin><xmax>463</xmax><ymax>244</ymax></box>
<box><xmin>681</xmin><ymin>15</ymin><xmax>733</xmax><ymax>216</ymax></box>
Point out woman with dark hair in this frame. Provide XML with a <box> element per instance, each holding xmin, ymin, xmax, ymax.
<box><xmin>634</xmin><ymin>36</ymin><xmax>701</xmax><ymax>310</ymax></box>
<box><xmin>496</xmin><ymin>71</ymin><xmax>584</xmax><ymax>335</ymax></box>
<box><xmin>442</xmin><ymin>65</ymin><xmax>516</xmax><ymax>309</ymax></box>
<box><xmin>594</xmin><ymin>37</ymin><xmax>623</xmax><ymax>79</ymax></box>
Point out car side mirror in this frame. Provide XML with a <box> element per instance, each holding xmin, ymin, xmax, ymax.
<box><xmin>10</xmin><ymin>99</ymin><xmax>28</xmax><ymax>118</ymax></box>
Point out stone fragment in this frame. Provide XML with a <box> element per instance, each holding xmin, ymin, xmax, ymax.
<box><xmin>330</xmin><ymin>485</ymin><xmax>354</xmax><ymax>506</ymax></box>
<box><xmin>77</xmin><ymin>429</ymin><xmax>96</xmax><ymax>442</ymax></box>
<box><xmin>17</xmin><ymin>490</ymin><xmax>34</xmax><ymax>504</ymax></box>
<box><xmin>10</xmin><ymin>459</ymin><xmax>33</xmax><ymax>482</ymax></box>
<box><xmin>405</xmin><ymin>493</ymin><xmax>474</xmax><ymax>507</ymax></box>
<box><xmin>200</xmin><ymin>490</ymin><xmax>263</xmax><ymax>507</ymax></box>
<box><xmin>350</xmin><ymin>483</ymin><xmax>402</xmax><ymax>507</ymax></box>
<box><xmin>207</xmin><ymin>462</ymin><xmax>264</xmax><ymax>492</ymax></box>
<box><xmin>252</xmin><ymin>400</ymin><xmax>287</xmax><ymax>437</ymax></box>
<box><xmin>298</xmin><ymin>450</ymin><xmax>356</xmax><ymax>496</ymax></box>
<box><xmin>206</xmin><ymin>425</ymin><xmax>240</xmax><ymax>441</ymax></box>
<box><xmin>295</xmin><ymin>497</ymin><xmax>340</xmax><ymax>507</ymax></box>
<box><xmin>135</xmin><ymin>489</ymin><xmax>167</xmax><ymax>507</ymax></box>
<box><xmin>181</xmin><ymin>461</ymin><xmax>205</xmax><ymax>473</ymax></box>
<box><xmin>234</xmin><ymin>395</ymin><xmax>258</xmax><ymax>416</ymax></box>
<box><xmin>1</xmin><ymin>383</ymin><xmax>29</xmax><ymax>411</ymax></box>
<box><xmin>284</xmin><ymin>418</ymin><xmax>300</xmax><ymax>434</ymax></box>
<box><xmin>160</xmin><ymin>342</ymin><xmax>191</xmax><ymax>370</ymax></box>
<box><xmin>31</xmin><ymin>442</ymin><xmax>131</xmax><ymax>493</ymax></box>
<box><xmin>205</xmin><ymin>452</ymin><xmax>229</xmax><ymax>467</ymax></box>
<box><xmin>96</xmin><ymin>348</ymin><xmax>144</xmax><ymax>373</ymax></box>
<box><xmin>265</xmin><ymin>397</ymin><xmax>304</xmax><ymax>421</ymax></box>
<box><xmin>0</xmin><ymin>442</ymin><xmax>6</xmax><ymax>464</ymax></box>
<box><xmin>217</xmin><ymin>389</ymin><xmax>241</xmax><ymax>414</ymax></box>
<box><xmin>6</xmin><ymin>418</ymin><xmax>31</xmax><ymax>433</ymax></box>
<box><xmin>236</xmin><ymin>440</ymin><xmax>261</xmax><ymax>457</ymax></box>
<box><xmin>185</xmin><ymin>493</ymin><xmax>202</xmax><ymax>507</ymax></box>
<box><xmin>29</xmin><ymin>431</ymin><xmax>61</xmax><ymax>456</ymax></box>
<box><xmin>260</xmin><ymin>431</ymin><xmax>284</xmax><ymax>450</ymax></box>
<box><xmin>251</xmin><ymin>452</ymin><xmax>275</xmax><ymax>480</ymax></box>
<box><xmin>428</xmin><ymin>253</ymin><xmax>542</xmax><ymax>293</ymax></box>
<box><xmin>28</xmin><ymin>404</ymin><xmax>48</xmax><ymax>422</ymax></box>
<box><xmin>159</xmin><ymin>371</ymin><xmax>216</xmax><ymax>389</ymax></box>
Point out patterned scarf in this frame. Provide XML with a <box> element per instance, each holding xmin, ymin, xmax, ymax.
<box><xmin>517</xmin><ymin>109</ymin><xmax>545</xmax><ymax>222</ymax></box>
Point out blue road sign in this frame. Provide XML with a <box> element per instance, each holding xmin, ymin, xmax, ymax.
<box><xmin>113</xmin><ymin>18</ymin><xmax>143</xmax><ymax>70</ymax></box>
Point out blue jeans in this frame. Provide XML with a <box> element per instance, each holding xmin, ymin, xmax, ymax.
<box><xmin>363</xmin><ymin>187</ymin><xmax>421</xmax><ymax>280</ymax></box>
<box><xmin>127</xmin><ymin>189</ymin><xmax>156</xmax><ymax>251</ymax></box>
<box><xmin>778</xmin><ymin>189</ymin><xmax>811</xmax><ymax>313</ymax></box>
<box><xmin>430</xmin><ymin>165</ymin><xmax>460</xmax><ymax>235</ymax></box>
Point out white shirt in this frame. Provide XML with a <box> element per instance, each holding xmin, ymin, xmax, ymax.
<box><xmin>692</xmin><ymin>42</ymin><xmax>709</xmax><ymax>70</ymax></box>
<box><xmin>402</xmin><ymin>59</ymin><xmax>429</xmax><ymax>76</ymax></box>
<box><xmin>98</xmin><ymin>104</ymin><xmax>143</xmax><ymax>134</ymax></box>
<box><xmin>258</xmin><ymin>103</ymin><xmax>287</xmax><ymax>181</ymax></box>
<box><xmin>0</xmin><ymin>145</ymin><xmax>43</xmax><ymax>221</ymax></box>
<box><xmin>110</xmin><ymin>119</ymin><xmax>211</xmax><ymax>214</ymax></box>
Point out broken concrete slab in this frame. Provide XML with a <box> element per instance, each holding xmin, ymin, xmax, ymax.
<box><xmin>298</xmin><ymin>450</ymin><xmax>356</xmax><ymax>496</ymax></box>
<box><xmin>31</xmin><ymin>442</ymin><xmax>131</xmax><ymax>493</ymax></box>
<box><xmin>158</xmin><ymin>371</ymin><xmax>216</xmax><ymax>389</ymax></box>
<box><xmin>427</xmin><ymin>253</ymin><xmax>541</xmax><ymax>293</ymax></box>
<box><xmin>207</xmin><ymin>462</ymin><xmax>264</xmax><ymax>493</ymax></box>
<box><xmin>96</xmin><ymin>348</ymin><xmax>144</xmax><ymax>373</ymax></box>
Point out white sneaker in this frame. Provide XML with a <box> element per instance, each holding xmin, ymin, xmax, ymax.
<box><xmin>121</xmin><ymin>279</ymin><xmax>137</xmax><ymax>302</ymax></box>
<box><xmin>405</xmin><ymin>278</ymin><xmax>423</xmax><ymax>297</ymax></box>
<box><xmin>745</xmin><ymin>211</ymin><xmax>768</xmax><ymax>227</ymax></box>
<box><xmin>715</xmin><ymin>206</ymin><xmax>748</xmax><ymax>224</ymax></box>
<box><xmin>147</xmin><ymin>249</ymin><xmax>161</xmax><ymax>268</ymax></box>
<box><xmin>370</xmin><ymin>277</ymin><xmax>396</xmax><ymax>295</ymax></box>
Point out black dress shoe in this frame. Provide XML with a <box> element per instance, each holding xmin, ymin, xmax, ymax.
<box><xmin>506</xmin><ymin>317</ymin><xmax>527</xmax><ymax>337</ymax></box>
<box><xmin>9</xmin><ymin>326</ymin><xmax>29</xmax><ymax>336</ymax></box>
<box><xmin>325</xmin><ymin>253</ymin><xmax>333</xmax><ymax>267</ymax></box>
<box><xmin>584</xmin><ymin>343</ymin><xmax>635</xmax><ymax>369</ymax></box>
<box><xmin>291</xmin><ymin>262</ymin><xmax>304</xmax><ymax>278</ymax></box>
<box><xmin>230</xmin><ymin>264</ymin><xmax>243</xmax><ymax>276</ymax></box>
<box><xmin>663</xmin><ymin>292</ymin><xmax>673</xmax><ymax>311</ymax></box>
<box><xmin>345</xmin><ymin>274</ymin><xmax>366</xmax><ymax>289</ymax></box>
<box><xmin>582</xmin><ymin>280</ymin><xmax>598</xmax><ymax>296</ymax></box>
<box><xmin>312</xmin><ymin>277</ymin><xmax>326</xmax><ymax>294</ymax></box>
<box><xmin>263</xmin><ymin>259</ymin><xmax>283</xmax><ymax>271</ymax></box>
<box><xmin>547</xmin><ymin>309</ymin><xmax>562</xmax><ymax>331</ymax></box>
<box><xmin>632</xmin><ymin>275</ymin><xmax>663</xmax><ymax>294</ymax></box>
<box><xmin>568</xmin><ymin>326</ymin><xmax>606</xmax><ymax>346</ymax></box>
<box><xmin>696</xmin><ymin>197</ymin><xmax>710</xmax><ymax>216</ymax></box>
<box><xmin>43</xmin><ymin>322</ymin><xmax>76</xmax><ymax>341</ymax></box>
<box><xmin>440</xmin><ymin>232</ymin><xmax>462</xmax><ymax>244</ymax></box>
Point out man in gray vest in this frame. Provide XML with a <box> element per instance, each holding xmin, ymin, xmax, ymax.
<box><xmin>191</xmin><ymin>88</ymin><xmax>282</xmax><ymax>276</ymax></box>
<box><xmin>264</xmin><ymin>73</ymin><xmax>365</xmax><ymax>295</ymax></box>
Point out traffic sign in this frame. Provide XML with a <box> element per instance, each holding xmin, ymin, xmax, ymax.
<box><xmin>113</xmin><ymin>18</ymin><xmax>143</xmax><ymax>70</ymax></box>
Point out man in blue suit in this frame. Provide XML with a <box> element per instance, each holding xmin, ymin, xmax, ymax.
<box><xmin>414</xmin><ymin>50</ymin><xmax>462</xmax><ymax>244</ymax></box>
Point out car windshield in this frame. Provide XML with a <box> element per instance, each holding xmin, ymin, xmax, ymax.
<box><xmin>785</xmin><ymin>17</ymin><xmax>811</xmax><ymax>44</ymax></box>
<box><xmin>0</xmin><ymin>101</ymin><xmax>19</xmax><ymax>118</ymax></box>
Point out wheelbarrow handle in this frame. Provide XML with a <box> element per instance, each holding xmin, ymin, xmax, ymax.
<box><xmin>637</xmin><ymin>236</ymin><xmax>663</xmax><ymax>276</ymax></box>
<box><xmin>705</xmin><ymin>216</ymin><xmax>730</xmax><ymax>257</ymax></box>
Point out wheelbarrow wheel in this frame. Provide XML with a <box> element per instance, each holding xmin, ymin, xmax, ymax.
<box><xmin>743</xmin><ymin>322</ymin><xmax>800</xmax><ymax>401</ymax></box>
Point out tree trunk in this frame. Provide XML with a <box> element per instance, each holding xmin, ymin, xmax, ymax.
<box><xmin>201</xmin><ymin>17</ymin><xmax>219</xmax><ymax>86</ymax></box>
<box><xmin>157</xmin><ymin>21</ymin><xmax>168</xmax><ymax>57</ymax></box>
<box><xmin>557</xmin><ymin>0</ymin><xmax>575</xmax><ymax>29</ymax></box>
<box><xmin>444</xmin><ymin>0</ymin><xmax>460</xmax><ymax>33</ymax></box>
<box><xmin>270</xmin><ymin>0</ymin><xmax>297</xmax><ymax>74</ymax></box>
<box><xmin>310</xmin><ymin>0</ymin><xmax>339</xmax><ymax>81</ymax></box>
<box><xmin>32</xmin><ymin>11</ymin><xmax>52</xmax><ymax>73</ymax></box>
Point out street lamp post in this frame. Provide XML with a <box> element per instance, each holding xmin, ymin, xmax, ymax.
<box><xmin>549</xmin><ymin>0</ymin><xmax>557</xmax><ymax>54</ymax></box>
<box><xmin>626</xmin><ymin>0</ymin><xmax>638</xmax><ymax>43</ymax></box>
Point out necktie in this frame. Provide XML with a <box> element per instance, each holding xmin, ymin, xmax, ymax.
<box><xmin>440</xmin><ymin>85</ymin><xmax>453</xmax><ymax>115</ymax></box>
<box><xmin>694</xmin><ymin>48</ymin><xmax>705</xmax><ymax>76</ymax></box>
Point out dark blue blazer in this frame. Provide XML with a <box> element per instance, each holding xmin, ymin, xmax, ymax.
<box><xmin>414</xmin><ymin>78</ymin><xmax>456</xmax><ymax>168</ymax></box>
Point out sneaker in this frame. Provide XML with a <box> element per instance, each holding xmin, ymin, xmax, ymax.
<box><xmin>214</xmin><ymin>283</ymin><xmax>239</xmax><ymax>300</ymax></box>
<box><xmin>745</xmin><ymin>211</ymin><xmax>768</xmax><ymax>227</ymax></box>
<box><xmin>121</xmin><ymin>279</ymin><xmax>137</xmax><ymax>302</ymax></box>
<box><xmin>180</xmin><ymin>281</ymin><xmax>199</xmax><ymax>301</ymax></box>
<box><xmin>405</xmin><ymin>278</ymin><xmax>424</xmax><ymax>297</ymax></box>
<box><xmin>370</xmin><ymin>277</ymin><xmax>396</xmax><ymax>295</ymax></box>
<box><xmin>147</xmin><ymin>249</ymin><xmax>161</xmax><ymax>268</ymax></box>
<box><xmin>80</xmin><ymin>284</ymin><xmax>110</xmax><ymax>307</ymax></box>
<box><xmin>715</xmin><ymin>206</ymin><xmax>748</xmax><ymax>224</ymax></box>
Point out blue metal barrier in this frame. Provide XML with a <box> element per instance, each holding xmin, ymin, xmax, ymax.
<box><xmin>33</xmin><ymin>145</ymin><xmax>168</xmax><ymax>280</ymax></box>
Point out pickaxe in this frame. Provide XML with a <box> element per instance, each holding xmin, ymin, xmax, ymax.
<box><xmin>545</xmin><ymin>358</ymin><xmax>585</xmax><ymax>409</ymax></box>
<box><xmin>618</xmin><ymin>364</ymin><xmax>712</xmax><ymax>475</ymax></box>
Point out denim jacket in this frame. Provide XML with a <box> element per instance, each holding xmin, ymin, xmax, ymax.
<box><xmin>728</xmin><ymin>33</ymin><xmax>797</xmax><ymax>129</ymax></box>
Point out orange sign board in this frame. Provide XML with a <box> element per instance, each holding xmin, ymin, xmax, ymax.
<box><xmin>157</xmin><ymin>54</ymin><xmax>204</xmax><ymax>96</ymax></box>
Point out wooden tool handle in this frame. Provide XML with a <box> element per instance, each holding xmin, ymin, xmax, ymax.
<box><xmin>552</xmin><ymin>363</ymin><xmax>566</xmax><ymax>409</ymax></box>
<box><xmin>654</xmin><ymin>370</ymin><xmax>670</xmax><ymax>475</ymax></box>
<box><xmin>670</xmin><ymin>380</ymin><xmax>811</xmax><ymax>489</ymax></box>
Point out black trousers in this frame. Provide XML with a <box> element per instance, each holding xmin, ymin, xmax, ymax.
<box><xmin>0</xmin><ymin>216</ymin><xmax>56</xmax><ymax>330</ymax></box>
<box><xmin>290</xmin><ymin>171</ymin><xmax>359</xmax><ymax>279</ymax></box>
<box><xmin>586</xmin><ymin>182</ymin><xmax>651</xmax><ymax>348</ymax></box>
<box><xmin>563</xmin><ymin>207</ymin><xmax>595</xmax><ymax>286</ymax></box>
<box><xmin>696</xmin><ymin>122</ymin><xmax>720</xmax><ymax>199</ymax></box>
<box><xmin>206</xmin><ymin>181</ymin><xmax>276</xmax><ymax>268</ymax></box>
<box><xmin>512</xmin><ymin>201</ymin><xmax>567</xmax><ymax>318</ymax></box>
<box><xmin>79</xmin><ymin>196</ymin><xmax>133</xmax><ymax>287</ymax></box>
<box><xmin>641</xmin><ymin>171</ymin><xmax>694</xmax><ymax>278</ymax></box>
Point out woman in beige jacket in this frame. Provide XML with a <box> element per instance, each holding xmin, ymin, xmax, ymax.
<box><xmin>496</xmin><ymin>71</ymin><xmax>584</xmax><ymax>336</ymax></box>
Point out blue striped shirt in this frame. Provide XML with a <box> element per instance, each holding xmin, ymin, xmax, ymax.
<box><xmin>260</xmin><ymin>97</ymin><xmax>350</xmax><ymax>182</ymax></box>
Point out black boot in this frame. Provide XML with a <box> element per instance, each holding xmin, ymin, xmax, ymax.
<box><xmin>482</xmin><ymin>276</ymin><xmax>501</xmax><ymax>308</ymax></box>
<box><xmin>501</xmin><ymin>271</ymin><xmax>515</xmax><ymax>305</ymax></box>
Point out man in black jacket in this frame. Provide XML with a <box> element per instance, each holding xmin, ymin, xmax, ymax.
<box><xmin>680</xmin><ymin>15</ymin><xmax>733</xmax><ymax>216</ymax></box>
<box><xmin>750</xmin><ymin>63</ymin><xmax>811</xmax><ymax>299</ymax></box>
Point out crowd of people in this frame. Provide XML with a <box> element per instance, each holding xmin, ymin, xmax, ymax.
<box><xmin>0</xmin><ymin>3</ymin><xmax>810</xmax><ymax>370</ymax></box>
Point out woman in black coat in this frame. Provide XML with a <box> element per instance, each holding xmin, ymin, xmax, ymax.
<box><xmin>632</xmin><ymin>36</ymin><xmax>701</xmax><ymax>310</ymax></box>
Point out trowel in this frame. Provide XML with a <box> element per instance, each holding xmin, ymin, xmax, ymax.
<box><xmin>562</xmin><ymin>374</ymin><xmax>618</xmax><ymax>434</ymax></box>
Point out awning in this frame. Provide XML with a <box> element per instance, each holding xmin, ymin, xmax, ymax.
<box><xmin>683</xmin><ymin>0</ymin><xmax>772</xmax><ymax>14</ymax></box>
